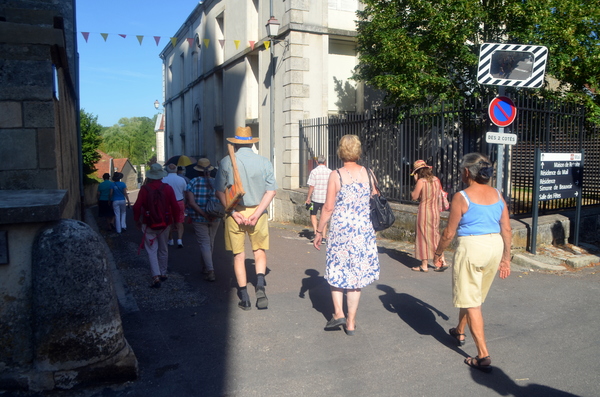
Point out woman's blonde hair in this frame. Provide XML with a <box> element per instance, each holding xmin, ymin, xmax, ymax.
<box><xmin>337</xmin><ymin>134</ymin><xmax>362</xmax><ymax>162</ymax></box>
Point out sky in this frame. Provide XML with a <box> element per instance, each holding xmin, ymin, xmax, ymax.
<box><xmin>76</xmin><ymin>1</ymin><xmax>199</xmax><ymax>127</ymax></box>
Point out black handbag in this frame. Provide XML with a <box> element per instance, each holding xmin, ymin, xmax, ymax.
<box><xmin>203</xmin><ymin>171</ymin><xmax>226</xmax><ymax>218</ymax></box>
<box><xmin>367</xmin><ymin>168</ymin><xmax>395</xmax><ymax>231</ymax></box>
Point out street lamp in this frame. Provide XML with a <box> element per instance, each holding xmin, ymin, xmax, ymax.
<box><xmin>154</xmin><ymin>100</ymin><xmax>160</xmax><ymax>110</ymax></box>
<box><xmin>266</xmin><ymin>16</ymin><xmax>280</xmax><ymax>38</ymax></box>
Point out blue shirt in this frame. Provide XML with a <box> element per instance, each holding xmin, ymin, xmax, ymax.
<box><xmin>112</xmin><ymin>181</ymin><xmax>127</xmax><ymax>201</ymax></box>
<box><xmin>187</xmin><ymin>176</ymin><xmax>219</xmax><ymax>223</ymax></box>
<box><xmin>98</xmin><ymin>180</ymin><xmax>113</xmax><ymax>201</ymax></box>
<box><xmin>457</xmin><ymin>190</ymin><xmax>504</xmax><ymax>236</ymax></box>
<box><xmin>216</xmin><ymin>147</ymin><xmax>277</xmax><ymax>206</ymax></box>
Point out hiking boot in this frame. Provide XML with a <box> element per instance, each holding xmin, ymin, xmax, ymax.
<box><xmin>204</xmin><ymin>271</ymin><xmax>216</xmax><ymax>282</ymax></box>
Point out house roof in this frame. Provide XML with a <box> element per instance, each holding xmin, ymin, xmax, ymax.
<box><xmin>95</xmin><ymin>150</ymin><xmax>136</xmax><ymax>179</ymax></box>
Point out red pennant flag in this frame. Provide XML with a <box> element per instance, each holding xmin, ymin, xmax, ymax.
<box><xmin>219</xmin><ymin>39</ymin><xmax>225</xmax><ymax>48</ymax></box>
<box><xmin>119</xmin><ymin>34</ymin><xmax>127</xmax><ymax>39</ymax></box>
<box><xmin>154</xmin><ymin>36</ymin><xmax>161</xmax><ymax>46</ymax></box>
<box><xmin>187</xmin><ymin>38</ymin><xmax>194</xmax><ymax>46</ymax></box>
<box><xmin>249</xmin><ymin>41</ymin><xmax>255</xmax><ymax>50</ymax></box>
<box><xmin>81</xmin><ymin>32</ymin><xmax>90</xmax><ymax>42</ymax></box>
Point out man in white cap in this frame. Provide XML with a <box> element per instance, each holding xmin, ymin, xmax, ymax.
<box><xmin>215</xmin><ymin>126</ymin><xmax>277</xmax><ymax>311</ymax></box>
<box><xmin>163</xmin><ymin>163</ymin><xmax>188</xmax><ymax>248</ymax></box>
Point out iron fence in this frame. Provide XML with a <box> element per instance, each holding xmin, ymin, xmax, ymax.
<box><xmin>299</xmin><ymin>94</ymin><xmax>599</xmax><ymax>216</ymax></box>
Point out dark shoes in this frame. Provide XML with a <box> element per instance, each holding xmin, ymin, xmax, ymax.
<box><xmin>159</xmin><ymin>275</ymin><xmax>168</xmax><ymax>281</ymax></box>
<box><xmin>464</xmin><ymin>356</ymin><xmax>492</xmax><ymax>373</ymax></box>
<box><xmin>449</xmin><ymin>328</ymin><xmax>466</xmax><ymax>346</ymax></box>
<box><xmin>325</xmin><ymin>317</ymin><xmax>347</xmax><ymax>329</ymax></box>
<box><xmin>434</xmin><ymin>265</ymin><xmax>449</xmax><ymax>272</ymax></box>
<box><xmin>238</xmin><ymin>300</ymin><xmax>251</xmax><ymax>310</ymax></box>
<box><xmin>255</xmin><ymin>286</ymin><xmax>268</xmax><ymax>309</ymax></box>
<box><xmin>204</xmin><ymin>271</ymin><xmax>216</xmax><ymax>282</ymax></box>
<box><xmin>150</xmin><ymin>277</ymin><xmax>161</xmax><ymax>289</ymax></box>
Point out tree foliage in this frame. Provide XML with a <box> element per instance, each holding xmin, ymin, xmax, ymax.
<box><xmin>355</xmin><ymin>0</ymin><xmax>600</xmax><ymax>123</ymax></box>
<box><xmin>99</xmin><ymin>116</ymin><xmax>156</xmax><ymax>165</ymax></box>
<box><xmin>80</xmin><ymin>109</ymin><xmax>102</xmax><ymax>177</ymax></box>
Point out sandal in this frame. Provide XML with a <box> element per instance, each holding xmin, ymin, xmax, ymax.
<box><xmin>449</xmin><ymin>328</ymin><xmax>466</xmax><ymax>346</ymax></box>
<box><xmin>411</xmin><ymin>266</ymin><xmax>428</xmax><ymax>273</ymax></box>
<box><xmin>149</xmin><ymin>276</ymin><xmax>161</xmax><ymax>289</ymax></box>
<box><xmin>464</xmin><ymin>356</ymin><xmax>492</xmax><ymax>373</ymax></box>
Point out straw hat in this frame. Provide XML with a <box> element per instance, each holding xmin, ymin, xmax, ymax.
<box><xmin>193</xmin><ymin>158</ymin><xmax>215</xmax><ymax>172</ymax></box>
<box><xmin>146</xmin><ymin>163</ymin><xmax>167</xmax><ymax>179</ymax></box>
<box><xmin>226</xmin><ymin>126</ymin><xmax>259</xmax><ymax>144</ymax></box>
<box><xmin>410</xmin><ymin>159</ymin><xmax>432</xmax><ymax>176</ymax></box>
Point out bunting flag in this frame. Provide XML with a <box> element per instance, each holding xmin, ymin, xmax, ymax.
<box><xmin>78</xmin><ymin>31</ymin><xmax>274</xmax><ymax>53</ymax></box>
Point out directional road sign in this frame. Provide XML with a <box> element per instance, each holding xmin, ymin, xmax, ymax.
<box><xmin>488</xmin><ymin>96</ymin><xmax>517</xmax><ymax>127</ymax></box>
<box><xmin>538</xmin><ymin>153</ymin><xmax>583</xmax><ymax>201</ymax></box>
<box><xmin>486</xmin><ymin>131</ymin><xmax>517</xmax><ymax>145</ymax></box>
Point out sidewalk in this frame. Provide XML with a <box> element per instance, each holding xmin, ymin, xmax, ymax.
<box><xmin>74</xmin><ymin>197</ymin><xmax>599</xmax><ymax>397</ymax></box>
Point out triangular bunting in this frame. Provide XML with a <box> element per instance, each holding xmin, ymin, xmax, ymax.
<box><xmin>203</xmin><ymin>39</ymin><xmax>210</xmax><ymax>48</ymax></box>
<box><xmin>234</xmin><ymin>40</ymin><xmax>240</xmax><ymax>50</ymax></box>
<box><xmin>81</xmin><ymin>32</ymin><xmax>90</xmax><ymax>42</ymax></box>
<box><xmin>264</xmin><ymin>41</ymin><xmax>271</xmax><ymax>50</ymax></box>
<box><xmin>187</xmin><ymin>38</ymin><xmax>194</xmax><ymax>46</ymax></box>
<box><xmin>170</xmin><ymin>37</ymin><xmax>178</xmax><ymax>47</ymax></box>
<box><xmin>219</xmin><ymin>39</ymin><xmax>225</xmax><ymax>49</ymax></box>
<box><xmin>154</xmin><ymin>36</ymin><xmax>161</xmax><ymax>46</ymax></box>
<box><xmin>101</xmin><ymin>33</ymin><xmax>108</xmax><ymax>42</ymax></box>
<box><xmin>119</xmin><ymin>34</ymin><xmax>127</xmax><ymax>39</ymax></box>
<box><xmin>136</xmin><ymin>35</ymin><xmax>144</xmax><ymax>45</ymax></box>
<box><xmin>249</xmin><ymin>41</ymin><xmax>255</xmax><ymax>50</ymax></box>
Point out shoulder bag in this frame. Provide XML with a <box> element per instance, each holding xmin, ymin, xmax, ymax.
<box><xmin>367</xmin><ymin>168</ymin><xmax>395</xmax><ymax>231</ymax></box>
<box><xmin>438</xmin><ymin>179</ymin><xmax>450</xmax><ymax>211</ymax></box>
<box><xmin>204</xmin><ymin>172</ymin><xmax>226</xmax><ymax>218</ymax></box>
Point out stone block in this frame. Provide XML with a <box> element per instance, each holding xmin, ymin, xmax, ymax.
<box><xmin>0</xmin><ymin>169</ymin><xmax>58</xmax><ymax>190</ymax></box>
<box><xmin>24</xmin><ymin>101</ymin><xmax>55</xmax><ymax>128</ymax></box>
<box><xmin>0</xmin><ymin>129</ymin><xmax>37</xmax><ymax>170</ymax></box>
<box><xmin>37</xmin><ymin>128</ymin><xmax>56</xmax><ymax>169</ymax></box>
<box><xmin>0</xmin><ymin>60</ymin><xmax>53</xmax><ymax>101</ymax></box>
<box><xmin>0</xmin><ymin>102</ymin><xmax>22</xmax><ymax>128</ymax></box>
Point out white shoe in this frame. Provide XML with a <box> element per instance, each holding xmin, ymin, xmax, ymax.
<box><xmin>168</xmin><ymin>239</ymin><xmax>174</xmax><ymax>246</ymax></box>
<box><xmin>177</xmin><ymin>239</ymin><xmax>183</xmax><ymax>248</ymax></box>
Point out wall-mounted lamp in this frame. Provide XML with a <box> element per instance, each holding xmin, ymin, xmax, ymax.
<box><xmin>266</xmin><ymin>16</ymin><xmax>280</xmax><ymax>38</ymax></box>
<box><xmin>154</xmin><ymin>100</ymin><xmax>160</xmax><ymax>110</ymax></box>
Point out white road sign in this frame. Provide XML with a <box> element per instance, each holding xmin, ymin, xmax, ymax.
<box><xmin>485</xmin><ymin>132</ymin><xmax>517</xmax><ymax>145</ymax></box>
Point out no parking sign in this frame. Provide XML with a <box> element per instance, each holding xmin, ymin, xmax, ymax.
<box><xmin>488</xmin><ymin>96</ymin><xmax>517</xmax><ymax>127</ymax></box>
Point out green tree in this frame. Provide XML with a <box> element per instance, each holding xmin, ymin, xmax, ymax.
<box><xmin>100</xmin><ymin>116</ymin><xmax>156</xmax><ymax>165</ymax></box>
<box><xmin>355</xmin><ymin>0</ymin><xmax>600</xmax><ymax>122</ymax></box>
<box><xmin>80</xmin><ymin>109</ymin><xmax>102</xmax><ymax>178</ymax></box>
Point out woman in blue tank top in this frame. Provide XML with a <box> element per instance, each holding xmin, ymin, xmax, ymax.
<box><xmin>433</xmin><ymin>153</ymin><xmax>512</xmax><ymax>372</ymax></box>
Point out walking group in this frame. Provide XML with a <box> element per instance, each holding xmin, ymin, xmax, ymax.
<box><xmin>106</xmin><ymin>128</ymin><xmax>511</xmax><ymax>374</ymax></box>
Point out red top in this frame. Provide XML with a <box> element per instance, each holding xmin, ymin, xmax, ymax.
<box><xmin>132</xmin><ymin>180</ymin><xmax>180</xmax><ymax>226</ymax></box>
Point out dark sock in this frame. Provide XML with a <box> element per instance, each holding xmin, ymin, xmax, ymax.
<box><xmin>257</xmin><ymin>273</ymin><xmax>265</xmax><ymax>288</ymax></box>
<box><xmin>239</xmin><ymin>286</ymin><xmax>249</xmax><ymax>301</ymax></box>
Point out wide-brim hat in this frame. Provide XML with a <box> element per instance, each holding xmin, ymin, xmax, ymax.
<box><xmin>227</xmin><ymin>126</ymin><xmax>259</xmax><ymax>144</ymax></box>
<box><xmin>410</xmin><ymin>159</ymin><xmax>432</xmax><ymax>176</ymax></box>
<box><xmin>194</xmin><ymin>158</ymin><xmax>215</xmax><ymax>172</ymax></box>
<box><xmin>146</xmin><ymin>163</ymin><xmax>167</xmax><ymax>179</ymax></box>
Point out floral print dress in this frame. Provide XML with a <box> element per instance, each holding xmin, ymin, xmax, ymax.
<box><xmin>325</xmin><ymin>169</ymin><xmax>380</xmax><ymax>289</ymax></box>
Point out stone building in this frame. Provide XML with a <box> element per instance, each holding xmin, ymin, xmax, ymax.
<box><xmin>0</xmin><ymin>1</ymin><xmax>137</xmax><ymax>392</ymax></box>
<box><xmin>159</xmin><ymin>0</ymin><xmax>380</xmax><ymax>216</ymax></box>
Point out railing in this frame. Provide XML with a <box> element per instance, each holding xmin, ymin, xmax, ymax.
<box><xmin>300</xmin><ymin>94</ymin><xmax>598</xmax><ymax>216</ymax></box>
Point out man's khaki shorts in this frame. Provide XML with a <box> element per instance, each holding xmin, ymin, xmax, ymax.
<box><xmin>224</xmin><ymin>206</ymin><xmax>269</xmax><ymax>255</ymax></box>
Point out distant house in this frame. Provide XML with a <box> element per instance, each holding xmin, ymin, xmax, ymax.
<box><xmin>95</xmin><ymin>150</ymin><xmax>139</xmax><ymax>190</ymax></box>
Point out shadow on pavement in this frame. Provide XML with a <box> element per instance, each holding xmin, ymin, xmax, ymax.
<box><xmin>298</xmin><ymin>269</ymin><xmax>334</xmax><ymax>321</ymax></box>
<box><xmin>377</xmin><ymin>246</ymin><xmax>421</xmax><ymax>269</ymax></box>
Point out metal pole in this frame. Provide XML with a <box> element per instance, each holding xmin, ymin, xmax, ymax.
<box><xmin>574</xmin><ymin>150</ymin><xmax>584</xmax><ymax>246</ymax></box>
<box><xmin>496</xmin><ymin>86</ymin><xmax>505</xmax><ymax>192</ymax></box>
<box><xmin>530</xmin><ymin>148</ymin><xmax>541</xmax><ymax>254</ymax></box>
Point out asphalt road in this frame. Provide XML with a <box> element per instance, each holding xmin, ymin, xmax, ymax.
<box><xmin>32</xmin><ymin>190</ymin><xmax>600</xmax><ymax>397</ymax></box>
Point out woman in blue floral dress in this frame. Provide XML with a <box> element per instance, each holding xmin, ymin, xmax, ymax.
<box><xmin>313</xmin><ymin>135</ymin><xmax>380</xmax><ymax>335</ymax></box>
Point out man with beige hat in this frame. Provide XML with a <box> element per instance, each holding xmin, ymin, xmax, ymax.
<box><xmin>215</xmin><ymin>126</ymin><xmax>277</xmax><ymax>311</ymax></box>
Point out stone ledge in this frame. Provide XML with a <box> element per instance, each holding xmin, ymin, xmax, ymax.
<box><xmin>0</xmin><ymin>190</ymin><xmax>67</xmax><ymax>224</ymax></box>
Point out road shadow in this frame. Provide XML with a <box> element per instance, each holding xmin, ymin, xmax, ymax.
<box><xmin>377</xmin><ymin>246</ymin><xmax>421</xmax><ymax>269</ymax></box>
<box><xmin>470</xmin><ymin>365</ymin><xmax>579</xmax><ymax>397</ymax></box>
<box><xmin>298</xmin><ymin>228</ymin><xmax>314</xmax><ymax>241</ymax></box>
<box><xmin>376</xmin><ymin>284</ymin><xmax>467</xmax><ymax>357</ymax></box>
<box><xmin>299</xmin><ymin>269</ymin><xmax>334</xmax><ymax>321</ymax></box>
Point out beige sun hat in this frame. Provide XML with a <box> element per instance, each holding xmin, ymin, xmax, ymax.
<box><xmin>193</xmin><ymin>158</ymin><xmax>215</xmax><ymax>172</ymax></box>
<box><xmin>226</xmin><ymin>126</ymin><xmax>259</xmax><ymax>144</ymax></box>
<box><xmin>410</xmin><ymin>159</ymin><xmax>432</xmax><ymax>176</ymax></box>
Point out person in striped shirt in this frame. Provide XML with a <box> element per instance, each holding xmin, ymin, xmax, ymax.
<box><xmin>305</xmin><ymin>155</ymin><xmax>332</xmax><ymax>241</ymax></box>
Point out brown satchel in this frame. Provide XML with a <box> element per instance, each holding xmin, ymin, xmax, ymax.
<box><xmin>224</xmin><ymin>143</ymin><xmax>245</xmax><ymax>212</ymax></box>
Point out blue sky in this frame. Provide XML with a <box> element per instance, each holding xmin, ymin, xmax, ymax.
<box><xmin>76</xmin><ymin>1</ymin><xmax>198</xmax><ymax>127</ymax></box>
